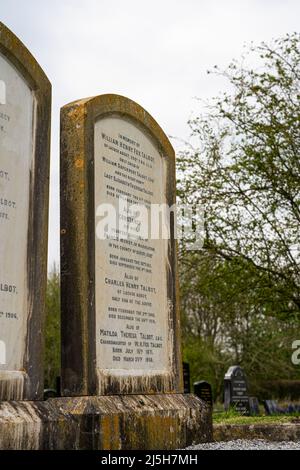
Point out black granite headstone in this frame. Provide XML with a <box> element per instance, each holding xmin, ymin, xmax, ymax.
<box><xmin>194</xmin><ymin>381</ymin><xmax>213</xmax><ymax>407</ymax></box>
<box><xmin>224</xmin><ymin>365</ymin><xmax>250</xmax><ymax>415</ymax></box>
<box><xmin>44</xmin><ymin>389</ymin><xmax>57</xmax><ymax>400</ymax></box>
<box><xmin>182</xmin><ymin>362</ymin><xmax>191</xmax><ymax>393</ymax></box>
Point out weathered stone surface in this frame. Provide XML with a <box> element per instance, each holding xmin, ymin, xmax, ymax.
<box><xmin>60</xmin><ymin>94</ymin><xmax>182</xmax><ymax>397</ymax></box>
<box><xmin>214</xmin><ymin>423</ymin><xmax>300</xmax><ymax>442</ymax></box>
<box><xmin>0</xmin><ymin>394</ymin><xmax>212</xmax><ymax>450</ymax></box>
<box><xmin>59</xmin><ymin>95</ymin><xmax>211</xmax><ymax>449</ymax></box>
<box><xmin>0</xmin><ymin>22</ymin><xmax>51</xmax><ymax>400</ymax></box>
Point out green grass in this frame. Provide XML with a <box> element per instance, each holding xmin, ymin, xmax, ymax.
<box><xmin>213</xmin><ymin>409</ymin><xmax>300</xmax><ymax>425</ymax></box>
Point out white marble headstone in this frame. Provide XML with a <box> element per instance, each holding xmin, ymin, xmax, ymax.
<box><xmin>0</xmin><ymin>53</ymin><xmax>35</xmax><ymax>374</ymax></box>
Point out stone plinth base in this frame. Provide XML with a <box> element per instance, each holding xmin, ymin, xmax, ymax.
<box><xmin>0</xmin><ymin>394</ymin><xmax>212</xmax><ymax>450</ymax></box>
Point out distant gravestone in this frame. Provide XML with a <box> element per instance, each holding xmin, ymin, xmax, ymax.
<box><xmin>249</xmin><ymin>396</ymin><xmax>260</xmax><ymax>416</ymax></box>
<box><xmin>224</xmin><ymin>366</ymin><xmax>250</xmax><ymax>415</ymax></box>
<box><xmin>263</xmin><ymin>400</ymin><xmax>300</xmax><ymax>415</ymax></box>
<box><xmin>0</xmin><ymin>23</ymin><xmax>51</xmax><ymax>400</ymax></box>
<box><xmin>194</xmin><ymin>381</ymin><xmax>213</xmax><ymax>407</ymax></box>
<box><xmin>182</xmin><ymin>362</ymin><xmax>191</xmax><ymax>393</ymax></box>
<box><xmin>43</xmin><ymin>389</ymin><xmax>57</xmax><ymax>400</ymax></box>
<box><xmin>263</xmin><ymin>400</ymin><xmax>280</xmax><ymax>415</ymax></box>
<box><xmin>287</xmin><ymin>403</ymin><xmax>296</xmax><ymax>414</ymax></box>
<box><xmin>289</xmin><ymin>403</ymin><xmax>300</xmax><ymax>413</ymax></box>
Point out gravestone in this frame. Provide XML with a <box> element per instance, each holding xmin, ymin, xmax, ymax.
<box><xmin>60</xmin><ymin>94</ymin><xmax>212</xmax><ymax>448</ymax></box>
<box><xmin>263</xmin><ymin>400</ymin><xmax>280</xmax><ymax>415</ymax></box>
<box><xmin>60</xmin><ymin>94</ymin><xmax>182</xmax><ymax>396</ymax></box>
<box><xmin>0</xmin><ymin>22</ymin><xmax>51</xmax><ymax>400</ymax></box>
<box><xmin>263</xmin><ymin>400</ymin><xmax>300</xmax><ymax>415</ymax></box>
<box><xmin>194</xmin><ymin>381</ymin><xmax>213</xmax><ymax>407</ymax></box>
<box><xmin>249</xmin><ymin>396</ymin><xmax>260</xmax><ymax>416</ymax></box>
<box><xmin>224</xmin><ymin>365</ymin><xmax>250</xmax><ymax>415</ymax></box>
<box><xmin>182</xmin><ymin>362</ymin><xmax>191</xmax><ymax>393</ymax></box>
<box><xmin>287</xmin><ymin>403</ymin><xmax>296</xmax><ymax>414</ymax></box>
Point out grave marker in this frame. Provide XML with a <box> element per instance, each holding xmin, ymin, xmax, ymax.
<box><xmin>249</xmin><ymin>396</ymin><xmax>260</xmax><ymax>416</ymax></box>
<box><xmin>58</xmin><ymin>94</ymin><xmax>212</xmax><ymax>449</ymax></box>
<box><xmin>194</xmin><ymin>381</ymin><xmax>213</xmax><ymax>407</ymax></box>
<box><xmin>0</xmin><ymin>22</ymin><xmax>51</xmax><ymax>400</ymax></box>
<box><xmin>183</xmin><ymin>362</ymin><xmax>191</xmax><ymax>393</ymax></box>
<box><xmin>224</xmin><ymin>365</ymin><xmax>250</xmax><ymax>415</ymax></box>
<box><xmin>60</xmin><ymin>94</ymin><xmax>183</xmax><ymax>396</ymax></box>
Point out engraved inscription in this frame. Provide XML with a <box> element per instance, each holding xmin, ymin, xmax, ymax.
<box><xmin>94</xmin><ymin>116</ymin><xmax>170</xmax><ymax>374</ymax></box>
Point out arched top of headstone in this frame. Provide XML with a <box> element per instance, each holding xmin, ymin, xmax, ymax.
<box><xmin>61</xmin><ymin>93</ymin><xmax>175</xmax><ymax>161</ymax></box>
<box><xmin>0</xmin><ymin>22</ymin><xmax>51</xmax><ymax>96</ymax></box>
<box><xmin>224</xmin><ymin>365</ymin><xmax>250</xmax><ymax>414</ymax></box>
<box><xmin>225</xmin><ymin>365</ymin><xmax>246</xmax><ymax>380</ymax></box>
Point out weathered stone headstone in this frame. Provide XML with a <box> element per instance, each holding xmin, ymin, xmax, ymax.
<box><xmin>194</xmin><ymin>381</ymin><xmax>213</xmax><ymax>407</ymax></box>
<box><xmin>0</xmin><ymin>22</ymin><xmax>51</xmax><ymax>400</ymax></box>
<box><xmin>182</xmin><ymin>362</ymin><xmax>191</xmax><ymax>393</ymax></box>
<box><xmin>60</xmin><ymin>94</ymin><xmax>212</xmax><ymax>448</ymax></box>
<box><xmin>224</xmin><ymin>365</ymin><xmax>250</xmax><ymax>415</ymax></box>
<box><xmin>60</xmin><ymin>94</ymin><xmax>183</xmax><ymax>395</ymax></box>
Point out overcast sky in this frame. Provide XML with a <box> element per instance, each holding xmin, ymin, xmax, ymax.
<box><xmin>1</xmin><ymin>0</ymin><xmax>299</xmax><ymax>268</ymax></box>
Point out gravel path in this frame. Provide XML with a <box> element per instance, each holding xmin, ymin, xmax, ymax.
<box><xmin>186</xmin><ymin>439</ymin><xmax>300</xmax><ymax>450</ymax></box>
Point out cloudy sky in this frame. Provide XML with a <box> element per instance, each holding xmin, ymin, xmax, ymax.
<box><xmin>1</xmin><ymin>0</ymin><xmax>299</xmax><ymax>267</ymax></box>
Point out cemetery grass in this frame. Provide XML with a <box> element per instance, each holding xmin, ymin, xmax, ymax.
<box><xmin>213</xmin><ymin>408</ymin><xmax>300</xmax><ymax>425</ymax></box>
